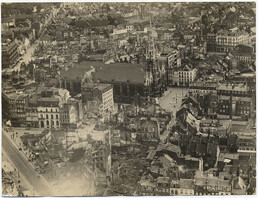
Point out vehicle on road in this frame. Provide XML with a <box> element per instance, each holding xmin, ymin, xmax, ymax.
<box><xmin>36</xmin><ymin>167</ymin><xmax>45</xmax><ymax>174</ymax></box>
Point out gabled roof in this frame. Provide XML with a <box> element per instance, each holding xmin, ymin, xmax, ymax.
<box><xmin>182</xmin><ymin>96</ymin><xmax>199</xmax><ymax>107</ymax></box>
<box><xmin>147</xmin><ymin>149</ymin><xmax>157</xmax><ymax>160</ymax></box>
<box><xmin>233</xmin><ymin>176</ymin><xmax>246</xmax><ymax>189</ymax></box>
<box><xmin>157</xmin><ymin>143</ymin><xmax>181</xmax><ymax>154</ymax></box>
<box><xmin>159</xmin><ymin>156</ymin><xmax>173</xmax><ymax>169</ymax></box>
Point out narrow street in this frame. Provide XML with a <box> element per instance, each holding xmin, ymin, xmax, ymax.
<box><xmin>2</xmin><ymin>7</ymin><xmax>58</xmax><ymax>74</ymax></box>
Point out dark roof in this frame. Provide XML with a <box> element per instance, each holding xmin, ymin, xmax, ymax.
<box><xmin>187</xmin><ymin>142</ymin><xmax>197</xmax><ymax>153</ymax></box>
<box><xmin>228</xmin><ymin>134</ymin><xmax>238</xmax><ymax>145</ymax></box>
<box><xmin>191</xmin><ymin>135</ymin><xmax>201</xmax><ymax>143</ymax></box>
<box><xmin>60</xmin><ymin>61</ymin><xmax>98</xmax><ymax>80</ymax></box>
<box><xmin>196</xmin><ymin>143</ymin><xmax>207</xmax><ymax>154</ymax></box>
<box><xmin>61</xmin><ymin>61</ymin><xmax>146</xmax><ymax>84</ymax></box>
<box><xmin>93</xmin><ymin>63</ymin><xmax>145</xmax><ymax>84</ymax></box>
<box><xmin>207</xmin><ymin>143</ymin><xmax>217</xmax><ymax>157</ymax></box>
<box><xmin>182</xmin><ymin>96</ymin><xmax>199</xmax><ymax>106</ymax></box>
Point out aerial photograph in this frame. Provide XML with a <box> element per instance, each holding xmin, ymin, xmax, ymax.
<box><xmin>1</xmin><ymin>2</ymin><xmax>256</xmax><ymax>196</ymax></box>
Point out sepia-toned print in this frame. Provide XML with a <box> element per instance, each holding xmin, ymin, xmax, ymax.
<box><xmin>1</xmin><ymin>2</ymin><xmax>256</xmax><ymax>196</ymax></box>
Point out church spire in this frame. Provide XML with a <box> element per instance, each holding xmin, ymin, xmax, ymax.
<box><xmin>147</xmin><ymin>17</ymin><xmax>156</xmax><ymax>61</ymax></box>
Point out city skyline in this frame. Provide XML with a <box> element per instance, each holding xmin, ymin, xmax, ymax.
<box><xmin>1</xmin><ymin>2</ymin><xmax>256</xmax><ymax>196</ymax></box>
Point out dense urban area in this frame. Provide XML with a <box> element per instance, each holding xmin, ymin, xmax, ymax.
<box><xmin>1</xmin><ymin>2</ymin><xmax>256</xmax><ymax>196</ymax></box>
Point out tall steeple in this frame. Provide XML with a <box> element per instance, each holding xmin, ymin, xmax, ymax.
<box><xmin>147</xmin><ymin>18</ymin><xmax>156</xmax><ymax>61</ymax></box>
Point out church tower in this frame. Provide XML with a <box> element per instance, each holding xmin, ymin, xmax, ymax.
<box><xmin>144</xmin><ymin>18</ymin><xmax>161</xmax><ymax>100</ymax></box>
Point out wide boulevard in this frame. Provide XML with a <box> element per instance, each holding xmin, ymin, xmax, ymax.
<box><xmin>2</xmin><ymin>132</ymin><xmax>54</xmax><ymax>196</ymax></box>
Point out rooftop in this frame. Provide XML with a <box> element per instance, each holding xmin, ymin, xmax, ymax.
<box><xmin>94</xmin><ymin>83</ymin><xmax>112</xmax><ymax>92</ymax></box>
<box><xmin>179</xmin><ymin>179</ymin><xmax>194</xmax><ymax>189</ymax></box>
<box><xmin>218</xmin><ymin>95</ymin><xmax>230</xmax><ymax>100</ymax></box>
<box><xmin>38</xmin><ymin>97</ymin><xmax>59</xmax><ymax>102</ymax></box>
<box><xmin>92</xmin><ymin>63</ymin><xmax>145</xmax><ymax>84</ymax></box>
<box><xmin>190</xmin><ymin>82</ymin><xmax>217</xmax><ymax>88</ymax></box>
<box><xmin>3</xmin><ymin>90</ymin><xmax>28</xmax><ymax>100</ymax></box>
<box><xmin>157</xmin><ymin>143</ymin><xmax>181</xmax><ymax>154</ymax></box>
<box><xmin>232</xmin><ymin>97</ymin><xmax>252</xmax><ymax>102</ymax></box>
<box><xmin>60</xmin><ymin>61</ymin><xmax>98</xmax><ymax>80</ymax></box>
<box><xmin>217</xmin><ymin>83</ymin><xmax>247</xmax><ymax>92</ymax></box>
<box><xmin>157</xmin><ymin>177</ymin><xmax>170</xmax><ymax>183</ymax></box>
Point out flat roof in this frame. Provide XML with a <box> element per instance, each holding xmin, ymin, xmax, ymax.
<box><xmin>38</xmin><ymin>98</ymin><xmax>59</xmax><ymax>102</ymax></box>
<box><xmin>232</xmin><ymin>97</ymin><xmax>252</xmax><ymax>102</ymax></box>
<box><xmin>217</xmin><ymin>83</ymin><xmax>247</xmax><ymax>91</ymax></box>
<box><xmin>190</xmin><ymin>82</ymin><xmax>218</xmax><ymax>87</ymax></box>
<box><xmin>218</xmin><ymin>95</ymin><xmax>230</xmax><ymax>100</ymax></box>
<box><xmin>4</xmin><ymin>91</ymin><xmax>28</xmax><ymax>100</ymax></box>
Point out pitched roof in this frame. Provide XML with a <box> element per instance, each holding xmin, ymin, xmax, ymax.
<box><xmin>92</xmin><ymin>63</ymin><xmax>145</xmax><ymax>84</ymax></box>
<box><xmin>147</xmin><ymin>149</ymin><xmax>156</xmax><ymax>160</ymax></box>
<box><xmin>233</xmin><ymin>176</ymin><xmax>246</xmax><ymax>189</ymax></box>
<box><xmin>179</xmin><ymin>179</ymin><xmax>194</xmax><ymax>189</ymax></box>
<box><xmin>157</xmin><ymin>177</ymin><xmax>170</xmax><ymax>183</ymax></box>
<box><xmin>195</xmin><ymin>177</ymin><xmax>206</xmax><ymax>186</ymax></box>
<box><xmin>60</xmin><ymin>61</ymin><xmax>97</xmax><ymax>80</ymax></box>
<box><xmin>182</xmin><ymin>96</ymin><xmax>199</xmax><ymax>107</ymax></box>
<box><xmin>157</xmin><ymin>143</ymin><xmax>181</xmax><ymax>154</ymax></box>
<box><xmin>207</xmin><ymin>177</ymin><xmax>218</xmax><ymax>187</ymax></box>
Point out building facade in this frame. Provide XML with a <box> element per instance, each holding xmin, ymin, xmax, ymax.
<box><xmin>2</xmin><ymin>40</ymin><xmax>19</xmax><ymax>68</ymax></box>
<box><xmin>217</xmin><ymin>95</ymin><xmax>252</xmax><ymax>121</ymax></box>
<box><xmin>37</xmin><ymin>100</ymin><xmax>61</xmax><ymax>129</ymax></box>
<box><xmin>2</xmin><ymin>92</ymin><xmax>29</xmax><ymax>127</ymax></box>
<box><xmin>170</xmin><ymin>66</ymin><xmax>197</xmax><ymax>86</ymax></box>
<box><xmin>157</xmin><ymin>50</ymin><xmax>182</xmax><ymax>86</ymax></box>
<box><xmin>93</xmin><ymin>84</ymin><xmax>114</xmax><ymax>115</ymax></box>
<box><xmin>189</xmin><ymin>82</ymin><xmax>218</xmax><ymax>97</ymax></box>
<box><xmin>207</xmin><ymin>30</ymin><xmax>251</xmax><ymax>54</ymax></box>
<box><xmin>26</xmin><ymin>88</ymin><xmax>70</xmax><ymax>129</ymax></box>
